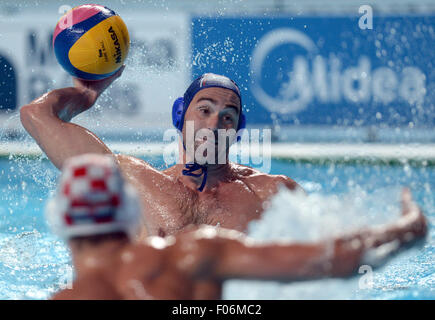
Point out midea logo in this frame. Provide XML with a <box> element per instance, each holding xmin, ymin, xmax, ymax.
<box><xmin>250</xmin><ymin>28</ymin><xmax>426</xmax><ymax>115</ymax></box>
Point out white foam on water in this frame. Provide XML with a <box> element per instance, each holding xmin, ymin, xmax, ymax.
<box><xmin>223</xmin><ymin>185</ymin><xmax>403</xmax><ymax>299</ymax></box>
<box><xmin>0</xmin><ymin>231</ymin><xmax>73</xmax><ymax>299</ymax></box>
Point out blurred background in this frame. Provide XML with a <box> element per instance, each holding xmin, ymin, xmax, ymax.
<box><xmin>0</xmin><ymin>0</ymin><xmax>434</xmax><ymax>299</ymax></box>
<box><xmin>1</xmin><ymin>0</ymin><xmax>434</xmax><ymax>146</ymax></box>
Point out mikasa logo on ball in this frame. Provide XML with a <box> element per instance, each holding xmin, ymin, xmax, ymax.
<box><xmin>108</xmin><ymin>26</ymin><xmax>122</xmax><ymax>64</ymax></box>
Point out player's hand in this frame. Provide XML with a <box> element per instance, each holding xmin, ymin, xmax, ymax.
<box><xmin>400</xmin><ymin>188</ymin><xmax>427</xmax><ymax>238</ymax></box>
<box><xmin>329</xmin><ymin>188</ymin><xmax>427</xmax><ymax>277</ymax></box>
<box><xmin>73</xmin><ymin>65</ymin><xmax>125</xmax><ymax>108</ymax></box>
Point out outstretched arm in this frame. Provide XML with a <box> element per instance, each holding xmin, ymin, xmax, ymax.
<box><xmin>20</xmin><ymin>67</ymin><xmax>124</xmax><ymax>169</ymax></box>
<box><xmin>190</xmin><ymin>189</ymin><xmax>427</xmax><ymax>281</ymax></box>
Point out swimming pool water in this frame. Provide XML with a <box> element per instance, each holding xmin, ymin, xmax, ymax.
<box><xmin>0</xmin><ymin>156</ymin><xmax>434</xmax><ymax>299</ymax></box>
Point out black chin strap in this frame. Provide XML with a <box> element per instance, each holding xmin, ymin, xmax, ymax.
<box><xmin>181</xmin><ymin>138</ymin><xmax>208</xmax><ymax>192</ymax></box>
<box><xmin>182</xmin><ymin>163</ymin><xmax>208</xmax><ymax>192</ymax></box>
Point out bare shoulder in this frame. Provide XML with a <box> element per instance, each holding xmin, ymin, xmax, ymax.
<box><xmin>115</xmin><ymin>154</ymin><xmax>156</xmax><ymax>175</ymax></box>
<box><xmin>115</xmin><ymin>154</ymin><xmax>173</xmax><ymax>186</ymax></box>
<box><xmin>233</xmin><ymin>163</ymin><xmax>302</xmax><ymax>200</ymax></box>
<box><xmin>117</xmin><ymin>243</ymin><xmax>163</xmax><ymax>278</ymax></box>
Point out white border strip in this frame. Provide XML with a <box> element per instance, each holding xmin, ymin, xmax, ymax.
<box><xmin>2</xmin><ymin>142</ymin><xmax>435</xmax><ymax>162</ymax></box>
<box><xmin>270</xmin><ymin>143</ymin><xmax>435</xmax><ymax>161</ymax></box>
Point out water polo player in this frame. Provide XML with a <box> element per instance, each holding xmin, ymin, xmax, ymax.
<box><xmin>48</xmin><ymin>154</ymin><xmax>427</xmax><ymax>300</ymax></box>
<box><xmin>21</xmin><ymin>71</ymin><xmax>306</xmax><ymax>238</ymax></box>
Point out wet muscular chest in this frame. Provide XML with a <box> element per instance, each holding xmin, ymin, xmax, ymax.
<box><xmin>178</xmin><ymin>185</ymin><xmax>264</xmax><ymax>232</ymax></box>
<box><xmin>139</xmin><ymin>182</ymin><xmax>264</xmax><ymax>236</ymax></box>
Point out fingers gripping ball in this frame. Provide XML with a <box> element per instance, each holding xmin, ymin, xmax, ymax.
<box><xmin>53</xmin><ymin>4</ymin><xmax>130</xmax><ymax>80</ymax></box>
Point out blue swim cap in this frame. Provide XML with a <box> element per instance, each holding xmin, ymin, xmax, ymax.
<box><xmin>172</xmin><ymin>73</ymin><xmax>246</xmax><ymax>133</ymax></box>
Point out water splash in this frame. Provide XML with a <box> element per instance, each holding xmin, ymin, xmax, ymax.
<box><xmin>222</xmin><ymin>186</ymin><xmax>428</xmax><ymax>300</ymax></box>
<box><xmin>0</xmin><ymin>230</ymin><xmax>72</xmax><ymax>299</ymax></box>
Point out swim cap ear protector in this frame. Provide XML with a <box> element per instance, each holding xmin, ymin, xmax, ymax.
<box><xmin>171</xmin><ymin>73</ymin><xmax>246</xmax><ymax>140</ymax></box>
<box><xmin>172</xmin><ymin>96</ymin><xmax>185</xmax><ymax>131</ymax></box>
<box><xmin>45</xmin><ymin>154</ymin><xmax>142</xmax><ymax>241</ymax></box>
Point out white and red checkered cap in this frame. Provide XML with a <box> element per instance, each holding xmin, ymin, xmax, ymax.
<box><xmin>45</xmin><ymin>154</ymin><xmax>141</xmax><ymax>240</ymax></box>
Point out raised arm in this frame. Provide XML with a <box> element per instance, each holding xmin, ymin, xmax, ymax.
<box><xmin>215</xmin><ymin>235</ymin><xmax>333</xmax><ymax>281</ymax></box>
<box><xmin>20</xmin><ymin>67</ymin><xmax>124</xmax><ymax>169</ymax></box>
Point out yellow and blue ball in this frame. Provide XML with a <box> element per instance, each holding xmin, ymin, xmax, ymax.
<box><xmin>53</xmin><ymin>4</ymin><xmax>130</xmax><ymax>80</ymax></box>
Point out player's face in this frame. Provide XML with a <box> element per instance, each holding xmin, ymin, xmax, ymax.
<box><xmin>182</xmin><ymin>87</ymin><xmax>241</xmax><ymax>162</ymax></box>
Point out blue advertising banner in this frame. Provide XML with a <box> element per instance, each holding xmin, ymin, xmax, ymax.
<box><xmin>0</xmin><ymin>55</ymin><xmax>16</xmax><ymax>112</ymax></box>
<box><xmin>191</xmin><ymin>16</ymin><xmax>435</xmax><ymax>127</ymax></box>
